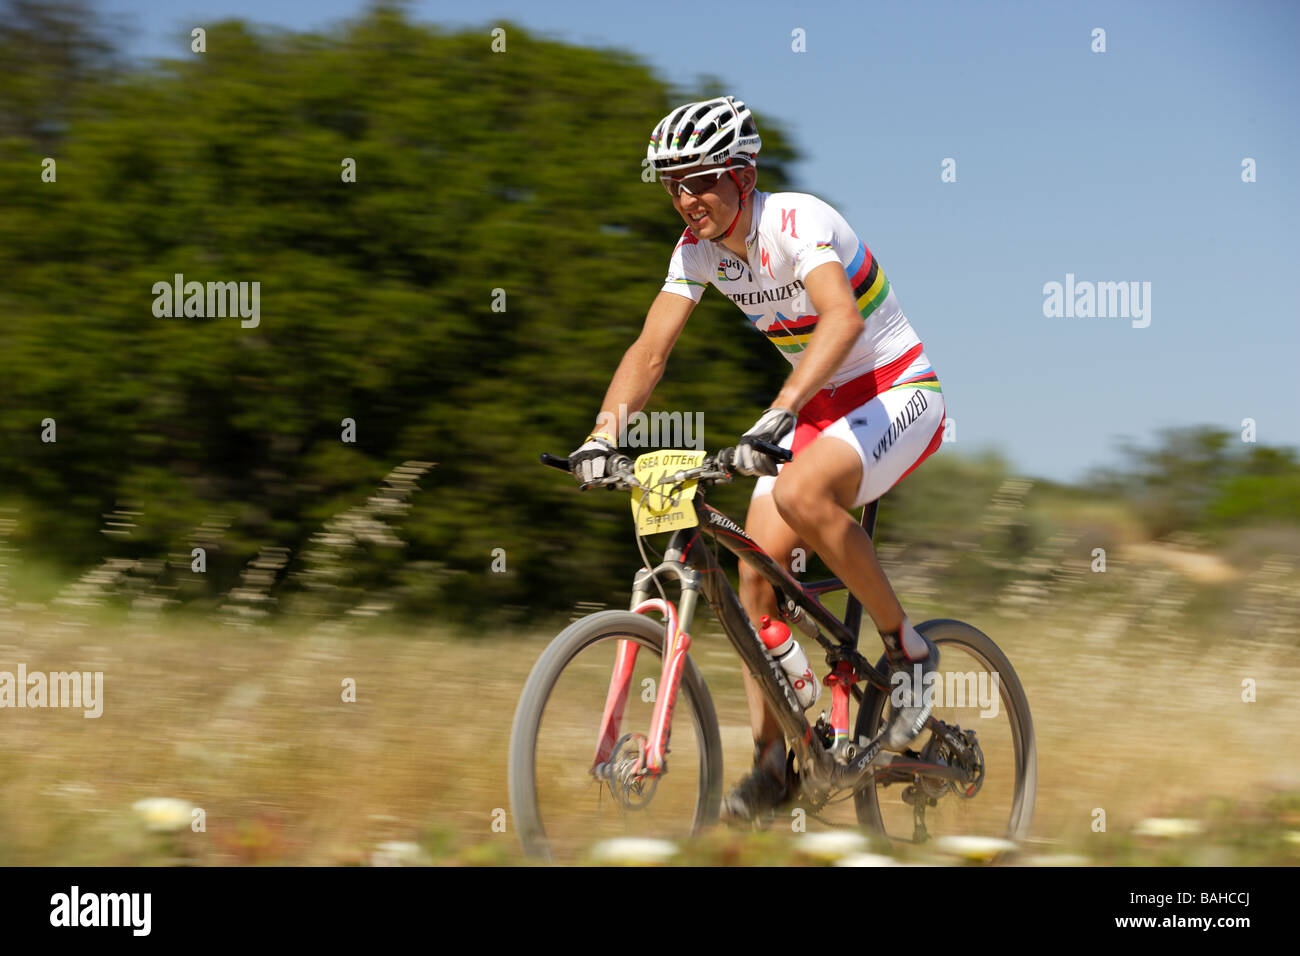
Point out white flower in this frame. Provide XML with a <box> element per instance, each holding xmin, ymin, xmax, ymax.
<box><xmin>1021</xmin><ymin>854</ymin><xmax>1091</xmax><ymax>867</ymax></box>
<box><xmin>131</xmin><ymin>797</ymin><xmax>194</xmax><ymax>833</ymax></box>
<box><xmin>934</xmin><ymin>835</ymin><xmax>1017</xmax><ymax>861</ymax></box>
<box><xmin>796</xmin><ymin>831</ymin><xmax>869</xmax><ymax>861</ymax></box>
<box><xmin>589</xmin><ymin>838</ymin><xmax>678</xmax><ymax>865</ymax></box>
<box><xmin>370</xmin><ymin>841</ymin><xmax>431</xmax><ymax>867</ymax></box>
<box><xmin>1133</xmin><ymin>818</ymin><xmax>1204</xmax><ymax>839</ymax></box>
<box><xmin>834</xmin><ymin>852</ymin><xmax>898</xmax><ymax>867</ymax></box>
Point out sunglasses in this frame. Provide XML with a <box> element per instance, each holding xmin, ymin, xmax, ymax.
<box><xmin>660</xmin><ymin>167</ymin><xmax>739</xmax><ymax>198</ymax></box>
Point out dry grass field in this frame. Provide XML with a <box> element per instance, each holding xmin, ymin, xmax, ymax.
<box><xmin>2</xmin><ymin>536</ymin><xmax>1298</xmax><ymax>865</ymax></box>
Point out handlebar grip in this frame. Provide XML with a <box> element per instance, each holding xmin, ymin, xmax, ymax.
<box><xmin>750</xmin><ymin>438</ymin><xmax>793</xmax><ymax>463</ymax></box>
<box><xmin>540</xmin><ymin>453</ymin><xmax>570</xmax><ymax>471</ymax></box>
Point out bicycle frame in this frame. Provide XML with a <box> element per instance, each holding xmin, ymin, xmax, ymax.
<box><xmin>591</xmin><ymin>487</ymin><xmax>899</xmax><ymax>800</ymax></box>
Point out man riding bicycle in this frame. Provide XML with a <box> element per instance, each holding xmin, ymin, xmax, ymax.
<box><xmin>570</xmin><ymin>95</ymin><xmax>947</xmax><ymax>824</ymax></box>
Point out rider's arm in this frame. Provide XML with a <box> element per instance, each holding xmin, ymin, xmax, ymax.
<box><xmin>771</xmin><ymin>260</ymin><xmax>862</xmax><ymax>412</ymax></box>
<box><xmin>590</xmin><ymin>290</ymin><xmax>696</xmax><ymax>439</ymax></box>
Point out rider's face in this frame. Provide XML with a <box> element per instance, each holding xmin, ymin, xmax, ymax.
<box><xmin>666</xmin><ymin>163</ymin><xmax>755</xmax><ymax>240</ymax></box>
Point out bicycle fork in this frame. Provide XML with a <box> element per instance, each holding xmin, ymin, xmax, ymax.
<box><xmin>591</xmin><ymin>597</ymin><xmax>692</xmax><ymax>777</ymax></box>
<box><xmin>591</xmin><ymin>564</ymin><xmax>703</xmax><ymax>781</ymax></box>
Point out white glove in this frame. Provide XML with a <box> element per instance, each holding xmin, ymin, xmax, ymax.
<box><xmin>569</xmin><ymin>433</ymin><xmax>618</xmax><ymax>484</ymax></box>
<box><xmin>732</xmin><ymin>408</ymin><xmax>796</xmax><ymax>476</ymax></box>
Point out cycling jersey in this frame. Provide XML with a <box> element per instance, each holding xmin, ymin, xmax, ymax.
<box><xmin>660</xmin><ymin>189</ymin><xmax>922</xmax><ymax>389</ymax></box>
<box><xmin>661</xmin><ymin>188</ymin><xmax>945</xmax><ymax>507</ymax></box>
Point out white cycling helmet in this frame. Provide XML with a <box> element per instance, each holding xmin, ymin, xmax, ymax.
<box><xmin>647</xmin><ymin>95</ymin><xmax>762</xmax><ymax>174</ymax></box>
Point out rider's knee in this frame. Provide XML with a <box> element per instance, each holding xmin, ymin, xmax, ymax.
<box><xmin>770</xmin><ymin>473</ymin><xmax>819</xmax><ymax>532</ymax></box>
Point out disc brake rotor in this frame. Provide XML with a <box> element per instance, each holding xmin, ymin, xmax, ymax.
<box><xmin>606</xmin><ymin>732</ymin><xmax>660</xmax><ymax>810</ymax></box>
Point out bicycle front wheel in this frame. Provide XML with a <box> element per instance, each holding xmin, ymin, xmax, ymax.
<box><xmin>853</xmin><ymin>619</ymin><xmax>1037</xmax><ymax>845</ymax></box>
<box><xmin>508</xmin><ymin>610</ymin><xmax>724</xmax><ymax>862</ymax></box>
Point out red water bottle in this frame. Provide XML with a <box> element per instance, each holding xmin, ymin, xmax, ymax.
<box><xmin>758</xmin><ymin>615</ymin><xmax>820</xmax><ymax>710</ymax></box>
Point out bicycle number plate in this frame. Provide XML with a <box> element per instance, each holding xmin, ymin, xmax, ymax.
<box><xmin>630</xmin><ymin>449</ymin><xmax>706</xmax><ymax>536</ymax></box>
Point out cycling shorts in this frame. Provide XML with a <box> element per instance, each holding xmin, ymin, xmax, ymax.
<box><xmin>752</xmin><ymin>344</ymin><xmax>946</xmax><ymax>510</ymax></box>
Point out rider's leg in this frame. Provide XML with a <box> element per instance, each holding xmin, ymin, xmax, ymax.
<box><xmin>769</xmin><ymin>434</ymin><xmax>908</xmax><ymax>639</ymax></box>
<box><xmin>770</xmin><ymin>382</ymin><xmax>945</xmax><ymax>665</ymax></box>
<box><xmin>721</xmin><ymin>492</ymin><xmax>806</xmax><ymax>821</ymax></box>
<box><xmin>737</xmin><ymin>492</ymin><xmax>806</xmax><ymax>748</ymax></box>
<box><xmin>770</xmin><ymin>405</ymin><xmax>945</xmax><ymax>750</ymax></box>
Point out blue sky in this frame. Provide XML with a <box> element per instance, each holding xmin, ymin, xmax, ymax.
<box><xmin>100</xmin><ymin>0</ymin><xmax>1300</xmax><ymax>483</ymax></box>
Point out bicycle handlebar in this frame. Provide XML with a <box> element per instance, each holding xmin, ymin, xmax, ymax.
<box><xmin>540</xmin><ymin>440</ymin><xmax>792</xmax><ymax>491</ymax></box>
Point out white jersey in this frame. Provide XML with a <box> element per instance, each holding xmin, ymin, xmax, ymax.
<box><xmin>661</xmin><ymin>190</ymin><xmax>922</xmax><ymax>389</ymax></box>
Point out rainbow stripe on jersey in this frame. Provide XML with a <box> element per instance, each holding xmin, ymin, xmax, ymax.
<box><xmin>756</xmin><ymin>241</ymin><xmax>892</xmax><ymax>354</ymax></box>
<box><xmin>762</xmin><ymin>312</ymin><xmax>818</xmax><ymax>353</ymax></box>
<box><xmin>846</xmin><ymin>242</ymin><xmax>890</xmax><ymax>321</ymax></box>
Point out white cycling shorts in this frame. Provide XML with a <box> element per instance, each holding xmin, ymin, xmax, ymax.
<box><xmin>752</xmin><ymin>352</ymin><xmax>946</xmax><ymax>509</ymax></box>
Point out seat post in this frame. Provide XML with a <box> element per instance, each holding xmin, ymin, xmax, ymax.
<box><xmin>841</xmin><ymin>497</ymin><xmax>880</xmax><ymax>644</ymax></box>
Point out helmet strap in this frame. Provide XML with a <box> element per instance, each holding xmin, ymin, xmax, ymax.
<box><xmin>713</xmin><ymin>159</ymin><xmax>750</xmax><ymax>242</ymax></box>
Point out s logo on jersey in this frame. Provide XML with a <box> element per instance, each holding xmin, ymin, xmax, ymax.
<box><xmin>716</xmin><ymin>257</ymin><xmax>746</xmax><ymax>282</ymax></box>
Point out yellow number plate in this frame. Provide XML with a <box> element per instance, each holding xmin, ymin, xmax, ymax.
<box><xmin>630</xmin><ymin>449</ymin><xmax>706</xmax><ymax>536</ymax></box>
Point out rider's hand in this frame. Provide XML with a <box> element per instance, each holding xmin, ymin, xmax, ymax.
<box><xmin>731</xmin><ymin>407</ymin><xmax>796</xmax><ymax>476</ymax></box>
<box><xmin>569</xmin><ymin>432</ymin><xmax>619</xmax><ymax>484</ymax></box>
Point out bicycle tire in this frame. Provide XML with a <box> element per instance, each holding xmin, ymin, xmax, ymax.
<box><xmin>853</xmin><ymin>618</ymin><xmax>1037</xmax><ymax>842</ymax></box>
<box><xmin>508</xmin><ymin>610</ymin><xmax>725</xmax><ymax>861</ymax></box>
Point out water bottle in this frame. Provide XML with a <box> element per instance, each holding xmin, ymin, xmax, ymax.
<box><xmin>757</xmin><ymin>615</ymin><xmax>820</xmax><ymax>710</ymax></box>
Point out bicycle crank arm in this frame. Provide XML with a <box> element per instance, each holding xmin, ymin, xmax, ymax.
<box><xmin>829</xmin><ymin>734</ymin><xmax>888</xmax><ymax>790</ymax></box>
<box><xmin>827</xmin><ymin>736</ymin><xmax>970</xmax><ymax>791</ymax></box>
<box><xmin>871</xmin><ymin>757</ymin><xmax>967</xmax><ymax>786</ymax></box>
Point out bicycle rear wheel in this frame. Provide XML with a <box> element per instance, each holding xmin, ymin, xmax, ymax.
<box><xmin>508</xmin><ymin>610</ymin><xmax>724</xmax><ymax>862</ymax></box>
<box><xmin>853</xmin><ymin>619</ymin><xmax>1036</xmax><ymax>845</ymax></box>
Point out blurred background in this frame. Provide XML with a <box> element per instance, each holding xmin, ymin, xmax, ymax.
<box><xmin>0</xmin><ymin>0</ymin><xmax>1297</xmax><ymax>865</ymax></box>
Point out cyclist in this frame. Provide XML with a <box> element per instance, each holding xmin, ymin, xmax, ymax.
<box><xmin>570</xmin><ymin>95</ymin><xmax>947</xmax><ymax>824</ymax></box>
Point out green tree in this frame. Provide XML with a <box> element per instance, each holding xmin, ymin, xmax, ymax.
<box><xmin>0</xmin><ymin>5</ymin><xmax>800</xmax><ymax>620</ymax></box>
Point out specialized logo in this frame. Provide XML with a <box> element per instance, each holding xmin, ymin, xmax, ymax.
<box><xmin>780</xmin><ymin>207</ymin><xmax>798</xmax><ymax>238</ymax></box>
<box><xmin>760</xmin><ymin>247</ymin><xmax>775</xmax><ymax>279</ymax></box>
<box><xmin>872</xmin><ymin>389</ymin><xmax>929</xmax><ymax>462</ymax></box>
<box><xmin>846</xmin><ymin>737</ymin><xmax>882</xmax><ymax>775</ymax></box>
<box><xmin>705</xmin><ymin>509</ymin><xmax>746</xmax><ymax>537</ymax></box>
<box><xmin>726</xmin><ymin>278</ymin><xmax>803</xmax><ymax>307</ymax></box>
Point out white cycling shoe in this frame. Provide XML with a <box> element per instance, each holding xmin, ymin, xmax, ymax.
<box><xmin>881</xmin><ymin>634</ymin><xmax>940</xmax><ymax>752</ymax></box>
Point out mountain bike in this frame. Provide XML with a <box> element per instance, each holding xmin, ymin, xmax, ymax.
<box><xmin>508</xmin><ymin>444</ymin><xmax>1036</xmax><ymax>862</ymax></box>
